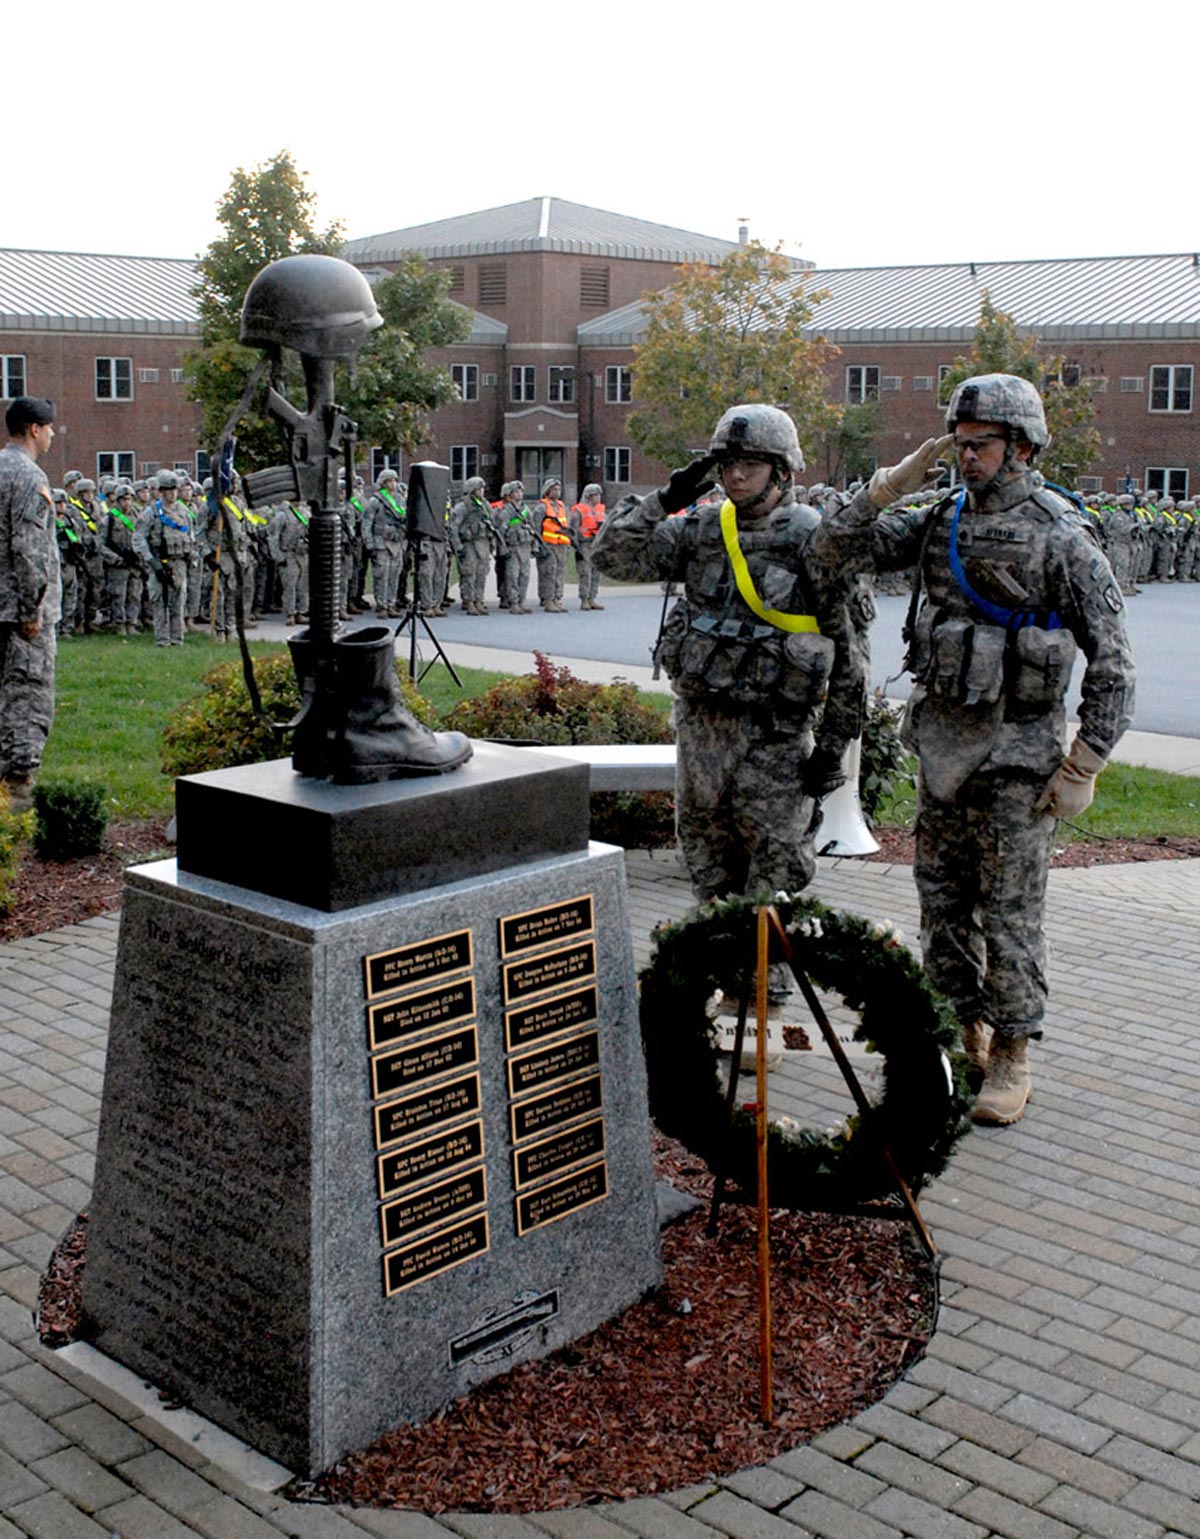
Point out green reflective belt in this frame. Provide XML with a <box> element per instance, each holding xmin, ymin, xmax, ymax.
<box><xmin>288</xmin><ymin>505</ymin><xmax>309</xmax><ymax>526</ymax></box>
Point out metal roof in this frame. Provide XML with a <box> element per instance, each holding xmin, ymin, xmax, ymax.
<box><xmin>578</xmin><ymin>253</ymin><xmax>1200</xmax><ymax>346</ymax></box>
<box><xmin>343</xmin><ymin>197</ymin><xmax>754</xmax><ymax>266</ymax></box>
<box><xmin>0</xmin><ymin>248</ymin><xmax>198</xmax><ymax>335</ymax></box>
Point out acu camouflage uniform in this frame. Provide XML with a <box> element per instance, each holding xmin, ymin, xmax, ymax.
<box><xmin>594</xmin><ymin>488</ymin><xmax>859</xmax><ymax>902</ymax></box>
<box><xmin>0</xmin><ymin>444</ymin><xmax>60</xmax><ymax>778</ymax></box>
<box><xmin>818</xmin><ymin>468</ymin><xmax>1135</xmax><ymax>1041</ymax></box>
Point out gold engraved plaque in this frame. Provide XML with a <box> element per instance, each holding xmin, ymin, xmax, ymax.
<box><xmin>513</xmin><ymin>1117</ymin><xmax>606</xmax><ymax>1191</ymax></box>
<box><xmin>377</xmin><ymin>1120</ymin><xmax>484</xmax><ymax>1199</ymax></box>
<box><xmin>501</xmin><ymin>940</ymin><xmax>596</xmax><ymax>1007</ymax></box>
<box><xmin>371</xmin><ymin>1026</ymin><xmax>479</xmax><ymax>1101</ymax></box>
<box><xmin>365</xmin><ymin>929</ymin><xmax>473</xmax><ymax>999</ymax></box>
<box><xmin>380</xmin><ymin>1166</ymin><xmax>487</xmax><ymax>1249</ymax></box>
<box><xmin>382</xmin><ymin>1212</ymin><xmax>489</xmax><ymax>1297</ymax></box>
<box><xmin>500</xmin><ymin>894</ymin><xmax>594</xmax><ymax>958</ymax></box>
<box><xmin>368</xmin><ymin>978</ymin><xmax>475</xmax><ymax>1052</ymax></box>
<box><xmin>510</xmin><ymin>1072</ymin><xmax>602</xmax><ymax>1144</ymax></box>
<box><xmin>375</xmin><ymin>1073</ymin><xmax>481</xmax><ymax>1151</ymax></box>
<box><xmin>505</xmin><ymin>985</ymin><xmax>598</xmax><ymax>1053</ymax></box>
<box><xmin>507</xmin><ymin>1030</ymin><xmax>600</xmax><ymax>1099</ymax></box>
<box><xmin>515</xmin><ymin>1161</ymin><xmax>608</xmax><ymax>1237</ymax></box>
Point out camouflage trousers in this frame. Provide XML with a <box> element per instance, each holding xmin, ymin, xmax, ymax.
<box><xmin>0</xmin><ymin>603</ymin><xmax>57</xmax><ymax>779</ymax></box>
<box><xmin>577</xmin><ymin>548</ymin><xmax>601</xmax><ymax>604</ymax></box>
<box><xmin>536</xmin><ymin>546</ymin><xmax>568</xmax><ymax>606</ymax></box>
<box><xmin>673</xmin><ymin>696</ymin><xmax>817</xmax><ymax>904</ymax></box>
<box><xmin>504</xmin><ymin>549</ymin><xmax>532</xmax><ymax>608</ymax></box>
<box><xmin>914</xmin><ymin>770</ymin><xmax>1055</xmax><ymax>1041</ymax></box>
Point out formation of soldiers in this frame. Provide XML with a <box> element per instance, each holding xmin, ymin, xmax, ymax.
<box><xmin>48</xmin><ymin>469</ymin><xmax>613</xmax><ymax>641</ymax></box>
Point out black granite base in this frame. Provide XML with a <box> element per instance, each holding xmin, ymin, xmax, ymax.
<box><xmin>175</xmin><ymin>741</ymin><xmax>589</xmax><ymax>912</ymax></box>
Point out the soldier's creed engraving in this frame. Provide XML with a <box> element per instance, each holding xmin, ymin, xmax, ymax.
<box><xmin>513</xmin><ymin>1117</ymin><xmax>606</xmax><ymax>1190</ymax></box>
<box><xmin>376</xmin><ymin>1120</ymin><xmax>485</xmax><ymax>1199</ymax></box>
<box><xmin>499</xmin><ymin>895</ymin><xmax>594</xmax><ymax>957</ymax></box>
<box><xmin>365</xmin><ymin>929</ymin><xmax>473</xmax><ymax>999</ymax></box>
<box><xmin>380</xmin><ymin>1167</ymin><xmax>487</xmax><ymax>1249</ymax></box>
<box><xmin>368</xmin><ymin>978</ymin><xmax>475</xmax><ymax>1051</ymax></box>
<box><xmin>507</xmin><ymin>1030</ymin><xmax>600</xmax><ymax>1099</ymax></box>
<box><xmin>501</xmin><ymin>940</ymin><xmax>596</xmax><ymax>1006</ymax></box>
<box><xmin>382</xmin><ymin>1213</ymin><xmax>489</xmax><ymax>1297</ymax></box>
<box><xmin>374</xmin><ymin>1074</ymin><xmax>481</xmax><ymax>1150</ymax></box>
<box><xmin>510</xmin><ymin>1073</ymin><xmax>602</xmax><ymax>1143</ymax></box>
<box><xmin>371</xmin><ymin>1026</ymin><xmax>479</xmax><ymax>1101</ymax></box>
<box><xmin>504</xmin><ymin>985</ymin><xmax>598</xmax><ymax>1052</ymax></box>
<box><xmin>515</xmin><ymin>1161</ymin><xmax>609</xmax><ymax>1237</ymax></box>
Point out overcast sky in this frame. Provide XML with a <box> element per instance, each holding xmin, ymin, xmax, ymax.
<box><xmin>15</xmin><ymin>0</ymin><xmax>1189</xmax><ymax>272</ymax></box>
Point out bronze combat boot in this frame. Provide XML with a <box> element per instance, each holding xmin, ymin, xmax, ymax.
<box><xmin>973</xmin><ymin>1035</ymin><xmax>1031</xmax><ymax>1125</ymax></box>
<box><xmin>288</xmin><ymin>626</ymin><xmax>473</xmax><ymax>783</ymax></box>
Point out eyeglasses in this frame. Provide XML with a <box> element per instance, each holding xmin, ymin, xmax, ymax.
<box><xmin>954</xmin><ymin>434</ymin><xmax>1007</xmax><ymax>455</ymax></box>
<box><xmin>717</xmin><ymin>454</ymin><xmax>773</xmax><ymax>470</ymax></box>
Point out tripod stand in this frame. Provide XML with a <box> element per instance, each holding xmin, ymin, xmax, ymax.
<box><xmin>394</xmin><ymin>530</ymin><xmax>463</xmax><ymax>687</ymax></box>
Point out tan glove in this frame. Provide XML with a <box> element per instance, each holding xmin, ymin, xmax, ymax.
<box><xmin>1035</xmin><ymin>735</ymin><xmax>1107</xmax><ymax>818</ymax></box>
<box><xmin>868</xmin><ymin>435</ymin><xmax>955</xmax><ymax>509</ymax></box>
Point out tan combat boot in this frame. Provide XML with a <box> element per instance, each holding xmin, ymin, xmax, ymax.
<box><xmin>961</xmin><ymin>1019</ymin><xmax>989</xmax><ymax>1089</ymax></box>
<box><xmin>973</xmin><ymin>1035</ymin><xmax>1031</xmax><ymax>1125</ymax></box>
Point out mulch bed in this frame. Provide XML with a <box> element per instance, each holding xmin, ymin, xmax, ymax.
<box><xmin>864</xmin><ymin>825</ymin><xmax>1200</xmax><ymax>869</ymax></box>
<box><xmin>3</xmin><ymin>818</ymin><xmax>1196</xmax><ymax>950</ymax></box>
<box><xmin>39</xmin><ymin>1133</ymin><xmax>935</xmax><ymax>1513</ymax></box>
<box><xmin>0</xmin><ymin>819</ymin><xmax>172</xmax><ymax>944</ymax></box>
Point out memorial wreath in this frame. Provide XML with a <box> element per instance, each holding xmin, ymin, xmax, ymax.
<box><xmin>640</xmin><ymin>893</ymin><xmax>974</xmax><ymax>1208</ymax></box>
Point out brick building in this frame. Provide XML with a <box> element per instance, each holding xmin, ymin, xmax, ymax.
<box><xmin>576</xmin><ymin>252</ymin><xmax>1200</xmax><ymax>498</ymax></box>
<box><xmin>0</xmin><ymin>249</ymin><xmax>201</xmax><ymax>487</ymax></box>
<box><xmin>4</xmin><ymin>218</ymin><xmax>1199</xmax><ymax>502</ymax></box>
<box><xmin>342</xmin><ymin>197</ymin><xmax>758</xmax><ymax>499</ymax></box>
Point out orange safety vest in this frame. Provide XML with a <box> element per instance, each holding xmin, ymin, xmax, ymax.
<box><xmin>540</xmin><ymin>499</ymin><xmax>571</xmax><ymax>544</ymax></box>
<box><xmin>572</xmin><ymin>502</ymin><xmax>606</xmax><ymax>539</ymax></box>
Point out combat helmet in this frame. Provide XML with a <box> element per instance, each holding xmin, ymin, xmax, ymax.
<box><xmin>239</xmin><ymin>254</ymin><xmax>383</xmax><ymax>360</ymax></box>
<box><xmin>463</xmin><ymin>476</ymin><xmax>486</xmax><ymax>495</ymax></box>
<box><xmin>156</xmin><ymin>469</ymin><xmax>179</xmax><ymax>491</ymax></box>
<box><xmin>581</xmin><ymin>482</ymin><xmax>603</xmax><ymax>499</ymax></box>
<box><xmin>709</xmin><ymin>404</ymin><xmax>805</xmax><ymax>474</ymax></box>
<box><xmin>945</xmin><ymin>373</ymin><xmax>1050</xmax><ymax>449</ymax></box>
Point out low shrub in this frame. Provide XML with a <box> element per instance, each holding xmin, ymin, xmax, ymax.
<box><xmin>160</xmin><ymin>652</ymin><xmax>437</xmax><ymax>778</ymax></box>
<box><xmin>31</xmin><ymin>780</ymin><xmax>109</xmax><ymax>861</ymax></box>
<box><xmin>859</xmin><ymin>690</ymin><xmax>914</xmax><ymax>825</ymax></box>
<box><xmin>443</xmin><ymin>652</ymin><xmax>672</xmax><ymax>747</ymax></box>
<box><xmin>0</xmin><ymin>793</ymin><xmax>33</xmax><ymax>913</ymax></box>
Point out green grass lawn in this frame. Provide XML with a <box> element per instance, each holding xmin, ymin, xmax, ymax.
<box><xmin>42</xmin><ymin>633</ymin><xmax>1200</xmax><ymax>843</ymax></box>
<box><xmin>874</xmin><ymin>758</ymin><xmax>1200</xmax><ymax>844</ymax></box>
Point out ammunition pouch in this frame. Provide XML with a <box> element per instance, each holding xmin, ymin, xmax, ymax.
<box><xmin>914</xmin><ymin>609</ymin><xmax>1076</xmax><ymax>717</ymax></box>
<box><xmin>664</xmin><ymin>607</ymin><xmax>834</xmax><ymax>708</ymax></box>
<box><xmin>1006</xmin><ymin>625</ymin><xmax>1077</xmax><ymax>720</ymax></box>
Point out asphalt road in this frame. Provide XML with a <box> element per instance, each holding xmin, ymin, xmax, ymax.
<box><xmin>418</xmin><ymin>578</ymin><xmax>1198</xmax><ymax>740</ymax></box>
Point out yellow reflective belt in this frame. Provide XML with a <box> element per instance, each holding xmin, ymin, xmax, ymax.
<box><xmin>719</xmin><ymin>500</ymin><xmax>819</xmax><ymax>634</ymax></box>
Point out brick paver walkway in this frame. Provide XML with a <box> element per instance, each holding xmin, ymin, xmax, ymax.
<box><xmin>0</xmin><ymin>851</ymin><xmax>1194</xmax><ymax>1538</ymax></box>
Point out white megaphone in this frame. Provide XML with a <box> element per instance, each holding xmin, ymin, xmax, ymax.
<box><xmin>815</xmin><ymin>737</ymin><xmax>879</xmax><ymax>857</ymax></box>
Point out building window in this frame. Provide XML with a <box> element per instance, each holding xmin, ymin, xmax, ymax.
<box><xmin>1078</xmin><ymin>476</ymin><xmax>1104</xmax><ymax>493</ymax></box>
<box><xmin>1149</xmin><ymin>365</ymin><xmax>1192</xmax><ymax>413</ymax></box>
<box><xmin>937</xmin><ymin>364</ymin><xmax>953</xmax><ymax>389</ymax></box>
<box><xmin>196</xmin><ymin>450</ymin><xmax>211</xmax><ymax>479</ymax></box>
<box><xmin>882</xmin><ymin>376</ymin><xmax>902</xmax><ymax>393</ymax></box>
<box><xmin>479</xmin><ymin>263</ymin><xmax>507</xmax><ymax>305</ymax></box>
<box><xmin>0</xmin><ymin>356</ymin><xmax>25</xmax><ymax>399</ymax></box>
<box><xmin>96</xmin><ymin>357</ymin><xmax>133</xmax><ymax>400</ymax></box>
<box><xmin>451</xmin><ymin>446</ymin><xmax>479</xmax><ymax>483</ymax></box>
<box><xmin>581</xmin><ymin>266</ymin><xmax>610</xmax><ymax>307</ymax></box>
<box><xmin>171</xmin><ymin>367</ymin><xmax>185</xmax><ymax>384</ymax></box>
<box><xmin>452</xmin><ymin>363</ymin><xmax>479</xmax><ymax>402</ymax></box>
<box><xmin>138</xmin><ymin>368</ymin><xmax>159</xmax><ymax>383</ymax></box>
<box><xmin>846</xmin><ymin>365</ymin><xmax>880</xmax><ymax>405</ymax></box>
<box><xmin>371</xmin><ymin>448</ymin><xmax>401</xmax><ymax>483</ymax></box>
<box><xmin>912</xmin><ymin>375</ymin><xmax>933</xmax><ymax>392</ymax></box>
<box><xmin>1146</xmin><ymin>466</ymin><xmax>1189</xmax><ymax>497</ymax></box>
<box><xmin>605</xmin><ymin>366</ymin><xmax>632</xmax><ymax>404</ymax></box>
<box><xmin>97</xmin><ymin>451</ymin><xmax>135</xmax><ymax>481</ymax></box>
<box><xmin>1119</xmin><ymin>377</ymin><xmax>1144</xmax><ymax>393</ymax></box>
<box><xmin>548</xmin><ymin>366</ymin><xmax>575</xmax><ymax>404</ymax></box>
<box><xmin>604</xmin><ymin>446</ymin><xmax>631</xmax><ymax>483</ymax></box>
<box><xmin>510</xmin><ymin>366</ymin><xmax>536</xmax><ymax>402</ymax></box>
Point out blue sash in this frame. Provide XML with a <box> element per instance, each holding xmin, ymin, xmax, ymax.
<box><xmin>948</xmin><ymin>491</ymin><xmax>1062</xmax><ymax>632</ymax></box>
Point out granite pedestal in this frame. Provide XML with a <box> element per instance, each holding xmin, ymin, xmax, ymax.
<box><xmin>83</xmin><ymin>746</ymin><xmax>661</xmax><ymax>1476</ymax></box>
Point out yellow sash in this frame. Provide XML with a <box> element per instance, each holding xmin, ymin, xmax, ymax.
<box><xmin>719</xmin><ymin>500</ymin><xmax>819</xmax><ymax>634</ymax></box>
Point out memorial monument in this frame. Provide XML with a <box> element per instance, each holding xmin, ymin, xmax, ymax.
<box><xmin>81</xmin><ymin>257</ymin><xmax>661</xmax><ymax>1477</ymax></box>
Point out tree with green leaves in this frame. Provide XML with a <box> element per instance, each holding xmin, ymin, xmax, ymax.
<box><xmin>938</xmin><ymin>293</ymin><xmax>1101</xmax><ymax>488</ymax></box>
<box><xmin>627</xmin><ymin>242</ymin><xmax>842</xmax><ymax>472</ymax></box>
<box><xmin>185</xmin><ymin>151</ymin><xmax>468</xmax><ymax>471</ymax></box>
<box><xmin>807</xmin><ymin>398</ymin><xmax>884</xmax><ymax>488</ymax></box>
